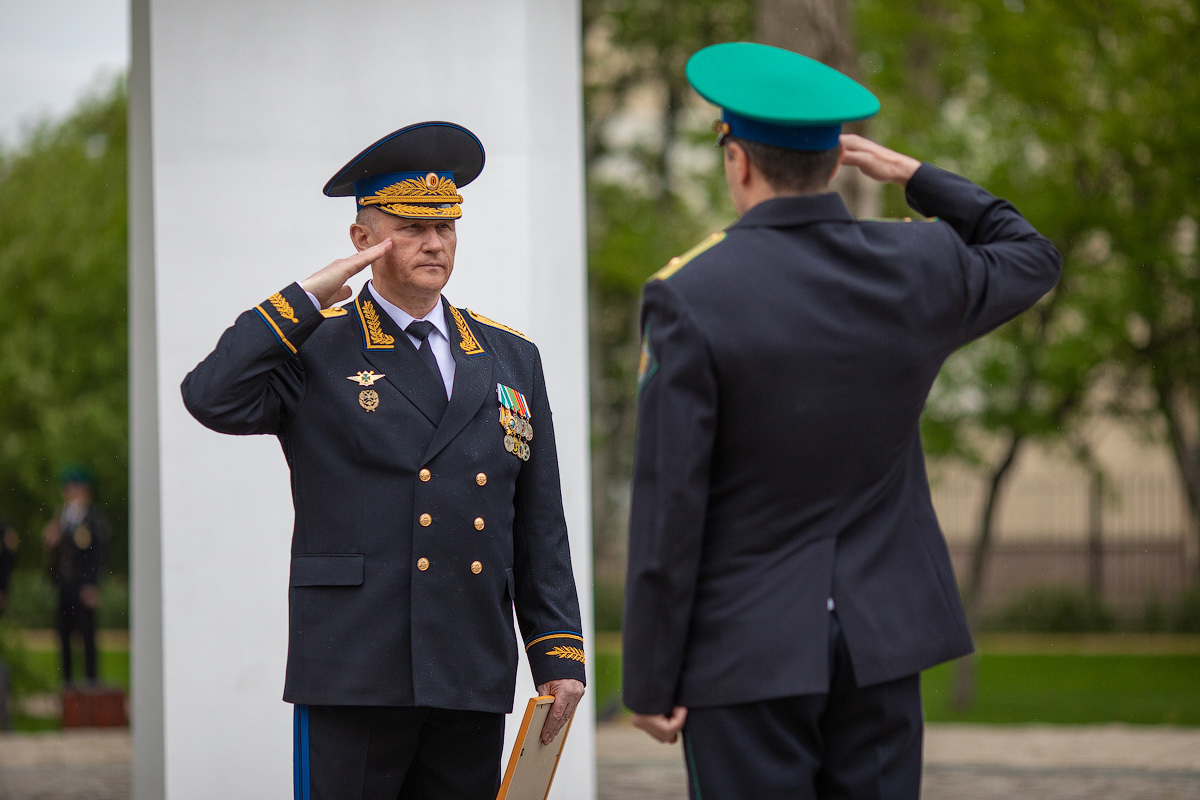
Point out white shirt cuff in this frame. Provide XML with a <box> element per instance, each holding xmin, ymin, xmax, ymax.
<box><xmin>305</xmin><ymin>291</ymin><xmax>322</xmax><ymax>310</ymax></box>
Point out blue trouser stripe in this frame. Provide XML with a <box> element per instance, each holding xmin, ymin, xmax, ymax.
<box><xmin>300</xmin><ymin>705</ymin><xmax>311</xmax><ymax>798</ymax></box>
<box><xmin>293</xmin><ymin>704</ymin><xmax>310</xmax><ymax>800</ymax></box>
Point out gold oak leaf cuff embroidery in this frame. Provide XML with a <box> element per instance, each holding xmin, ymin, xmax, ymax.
<box><xmin>268</xmin><ymin>292</ymin><xmax>299</xmax><ymax>323</ymax></box>
<box><xmin>545</xmin><ymin>646</ymin><xmax>586</xmax><ymax>664</ymax></box>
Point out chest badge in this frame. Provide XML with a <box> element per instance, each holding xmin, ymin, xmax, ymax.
<box><xmin>497</xmin><ymin>383</ymin><xmax>533</xmax><ymax>461</ymax></box>
<box><xmin>359</xmin><ymin>389</ymin><xmax>380</xmax><ymax>412</ymax></box>
<box><xmin>73</xmin><ymin>525</ymin><xmax>92</xmax><ymax>550</ymax></box>
<box><xmin>348</xmin><ymin>371</ymin><xmax>385</xmax><ymax>386</ymax></box>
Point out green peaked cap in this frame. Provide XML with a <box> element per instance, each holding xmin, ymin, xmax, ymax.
<box><xmin>687</xmin><ymin>42</ymin><xmax>879</xmax><ymax>151</ymax></box>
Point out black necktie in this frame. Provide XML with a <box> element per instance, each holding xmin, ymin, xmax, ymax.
<box><xmin>405</xmin><ymin>321</ymin><xmax>443</xmax><ymax>387</ymax></box>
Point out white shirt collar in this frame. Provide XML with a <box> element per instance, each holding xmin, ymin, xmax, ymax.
<box><xmin>367</xmin><ymin>282</ymin><xmax>449</xmax><ymax>342</ymax></box>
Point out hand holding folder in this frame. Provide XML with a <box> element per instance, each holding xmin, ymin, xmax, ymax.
<box><xmin>496</xmin><ymin>695</ymin><xmax>578</xmax><ymax>800</ymax></box>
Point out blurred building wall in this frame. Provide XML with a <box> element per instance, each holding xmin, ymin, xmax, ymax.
<box><xmin>929</xmin><ymin>417</ymin><xmax>1196</xmax><ymax>607</ymax></box>
<box><xmin>129</xmin><ymin>1</ymin><xmax>594</xmax><ymax>797</ymax></box>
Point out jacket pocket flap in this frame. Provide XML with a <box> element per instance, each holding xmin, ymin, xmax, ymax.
<box><xmin>290</xmin><ymin>554</ymin><xmax>364</xmax><ymax>587</ymax></box>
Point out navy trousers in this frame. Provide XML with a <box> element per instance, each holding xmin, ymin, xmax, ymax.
<box><xmin>293</xmin><ymin>705</ymin><xmax>505</xmax><ymax>800</ymax></box>
<box><xmin>56</xmin><ymin>586</ymin><xmax>98</xmax><ymax>685</ymax></box>
<box><xmin>682</xmin><ymin>614</ymin><xmax>923</xmax><ymax>800</ymax></box>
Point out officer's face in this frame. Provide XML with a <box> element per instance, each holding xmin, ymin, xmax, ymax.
<box><xmin>353</xmin><ymin>211</ymin><xmax>456</xmax><ymax>298</ymax></box>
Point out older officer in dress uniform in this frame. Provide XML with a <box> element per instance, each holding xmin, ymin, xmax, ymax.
<box><xmin>623</xmin><ymin>44</ymin><xmax>1062</xmax><ymax>799</ymax></box>
<box><xmin>182</xmin><ymin>122</ymin><xmax>585</xmax><ymax>800</ymax></box>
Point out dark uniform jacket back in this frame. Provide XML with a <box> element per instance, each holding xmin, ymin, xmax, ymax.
<box><xmin>182</xmin><ymin>284</ymin><xmax>585</xmax><ymax>713</ymax></box>
<box><xmin>623</xmin><ymin>164</ymin><xmax>1062</xmax><ymax>714</ymax></box>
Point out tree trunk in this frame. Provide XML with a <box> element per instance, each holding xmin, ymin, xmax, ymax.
<box><xmin>1087</xmin><ymin>467</ymin><xmax>1104</xmax><ymax>600</ymax></box>
<box><xmin>753</xmin><ymin>0</ymin><xmax>880</xmax><ymax>217</ymax></box>
<box><xmin>951</xmin><ymin>432</ymin><xmax>1024</xmax><ymax>711</ymax></box>
<box><xmin>963</xmin><ymin>434</ymin><xmax>1025</xmax><ymax>616</ymax></box>
<box><xmin>1153</xmin><ymin>373</ymin><xmax>1200</xmax><ymax>578</ymax></box>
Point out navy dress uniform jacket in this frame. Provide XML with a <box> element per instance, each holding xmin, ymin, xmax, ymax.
<box><xmin>0</xmin><ymin>518</ymin><xmax>16</xmax><ymax>599</ymax></box>
<box><xmin>48</xmin><ymin>506</ymin><xmax>106</xmax><ymax>590</ymax></box>
<box><xmin>182</xmin><ymin>283</ymin><xmax>585</xmax><ymax>713</ymax></box>
<box><xmin>623</xmin><ymin>164</ymin><xmax>1062</xmax><ymax>714</ymax></box>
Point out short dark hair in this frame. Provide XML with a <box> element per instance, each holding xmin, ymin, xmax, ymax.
<box><xmin>727</xmin><ymin>136</ymin><xmax>841</xmax><ymax>194</ymax></box>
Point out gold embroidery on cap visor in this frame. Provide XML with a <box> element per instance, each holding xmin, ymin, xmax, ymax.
<box><xmin>358</xmin><ymin>175</ymin><xmax>464</xmax><ymax>219</ymax></box>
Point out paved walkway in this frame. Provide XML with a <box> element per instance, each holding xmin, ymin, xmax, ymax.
<box><xmin>0</xmin><ymin>731</ymin><xmax>130</xmax><ymax>800</ymax></box>
<box><xmin>2</xmin><ymin>722</ymin><xmax>1199</xmax><ymax>798</ymax></box>
<box><xmin>596</xmin><ymin>720</ymin><xmax>1200</xmax><ymax>800</ymax></box>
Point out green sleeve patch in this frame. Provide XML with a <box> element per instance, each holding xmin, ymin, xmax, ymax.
<box><xmin>636</xmin><ymin>323</ymin><xmax>658</xmax><ymax>396</ymax></box>
<box><xmin>649</xmin><ymin>231</ymin><xmax>727</xmax><ymax>282</ymax></box>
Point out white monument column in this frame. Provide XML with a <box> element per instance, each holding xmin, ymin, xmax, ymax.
<box><xmin>129</xmin><ymin>1</ymin><xmax>595</xmax><ymax>797</ymax></box>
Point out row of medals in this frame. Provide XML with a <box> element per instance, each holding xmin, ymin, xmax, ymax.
<box><xmin>500</xmin><ymin>406</ymin><xmax>533</xmax><ymax>461</ymax></box>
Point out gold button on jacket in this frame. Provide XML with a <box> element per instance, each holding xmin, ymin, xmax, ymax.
<box><xmin>474</xmin><ymin>517</ymin><xmax>485</xmax><ymax>530</ymax></box>
<box><xmin>180</xmin><ymin>283</ymin><xmax>587</xmax><ymax>712</ymax></box>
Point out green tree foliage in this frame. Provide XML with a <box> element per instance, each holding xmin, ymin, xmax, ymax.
<box><xmin>0</xmin><ymin>80</ymin><xmax>129</xmax><ymax>578</ymax></box>
<box><xmin>584</xmin><ymin>0</ymin><xmax>752</xmax><ymax>584</ymax></box>
<box><xmin>857</xmin><ymin>0</ymin><xmax>1200</xmax><ymax>586</ymax></box>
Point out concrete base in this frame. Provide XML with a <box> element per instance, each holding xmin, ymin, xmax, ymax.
<box><xmin>129</xmin><ymin>2</ymin><xmax>593</xmax><ymax>797</ymax></box>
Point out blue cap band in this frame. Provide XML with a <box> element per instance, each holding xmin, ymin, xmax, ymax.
<box><xmin>353</xmin><ymin>171</ymin><xmax>456</xmax><ymax>203</ymax></box>
<box><xmin>723</xmin><ymin>109</ymin><xmax>841</xmax><ymax>152</ymax></box>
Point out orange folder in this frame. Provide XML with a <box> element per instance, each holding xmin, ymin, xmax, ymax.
<box><xmin>496</xmin><ymin>695</ymin><xmax>575</xmax><ymax>800</ymax></box>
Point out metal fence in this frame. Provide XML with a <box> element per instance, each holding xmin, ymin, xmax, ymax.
<box><xmin>931</xmin><ymin>470</ymin><xmax>1197</xmax><ymax>607</ymax></box>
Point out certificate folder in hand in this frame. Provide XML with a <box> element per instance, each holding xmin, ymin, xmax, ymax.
<box><xmin>496</xmin><ymin>695</ymin><xmax>574</xmax><ymax>800</ymax></box>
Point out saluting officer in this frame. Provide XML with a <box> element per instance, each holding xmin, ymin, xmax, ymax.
<box><xmin>623</xmin><ymin>44</ymin><xmax>1061</xmax><ymax>799</ymax></box>
<box><xmin>182</xmin><ymin>122</ymin><xmax>585</xmax><ymax>800</ymax></box>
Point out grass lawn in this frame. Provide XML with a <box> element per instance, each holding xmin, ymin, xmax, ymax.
<box><xmin>17</xmin><ymin>647</ymin><xmax>131</xmax><ymax>692</ymax></box>
<box><xmin>593</xmin><ymin>632</ymin><xmax>1200</xmax><ymax>725</ymax></box>
<box><xmin>4</xmin><ymin>631</ymin><xmax>130</xmax><ymax>731</ymax></box>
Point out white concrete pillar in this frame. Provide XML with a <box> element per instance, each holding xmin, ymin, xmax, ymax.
<box><xmin>129</xmin><ymin>2</ymin><xmax>594</xmax><ymax>796</ymax></box>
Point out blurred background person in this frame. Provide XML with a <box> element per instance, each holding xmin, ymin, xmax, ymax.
<box><xmin>0</xmin><ymin>514</ymin><xmax>16</xmax><ymax>614</ymax></box>
<box><xmin>43</xmin><ymin>465</ymin><xmax>107</xmax><ymax>687</ymax></box>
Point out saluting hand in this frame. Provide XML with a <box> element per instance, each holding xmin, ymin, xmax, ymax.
<box><xmin>299</xmin><ymin>239</ymin><xmax>392</xmax><ymax>308</ymax></box>
<box><xmin>536</xmin><ymin>678</ymin><xmax>585</xmax><ymax>745</ymax></box>
<box><xmin>839</xmin><ymin>134</ymin><xmax>922</xmax><ymax>187</ymax></box>
<box><xmin>632</xmin><ymin>707</ymin><xmax>688</xmax><ymax>744</ymax></box>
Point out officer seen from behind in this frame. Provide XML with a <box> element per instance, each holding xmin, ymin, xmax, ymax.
<box><xmin>623</xmin><ymin>43</ymin><xmax>1062</xmax><ymax>800</ymax></box>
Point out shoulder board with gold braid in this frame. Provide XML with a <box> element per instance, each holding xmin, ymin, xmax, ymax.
<box><xmin>650</xmin><ymin>231</ymin><xmax>727</xmax><ymax>282</ymax></box>
<box><xmin>859</xmin><ymin>216</ymin><xmax>939</xmax><ymax>223</ymax></box>
<box><xmin>466</xmin><ymin>309</ymin><xmax>531</xmax><ymax>342</ymax></box>
<box><xmin>320</xmin><ymin>305</ymin><xmax>348</xmax><ymax>318</ymax></box>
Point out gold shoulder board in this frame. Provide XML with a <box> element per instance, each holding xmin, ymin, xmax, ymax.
<box><xmin>320</xmin><ymin>305</ymin><xmax>349</xmax><ymax>318</ymax></box>
<box><xmin>466</xmin><ymin>310</ymin><xmax>531</xmax><ymax>342</ymax></box>
<box><xmin>650</xmin><ymin>231</ymin><xmax>727</xmax><ymax>282</ymax></box>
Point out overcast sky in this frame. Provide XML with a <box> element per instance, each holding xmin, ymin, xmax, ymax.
<box><xmin>0</xmin><ymin>0</ymin><xmax>129</xmax><ymax>148</ymax></box>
